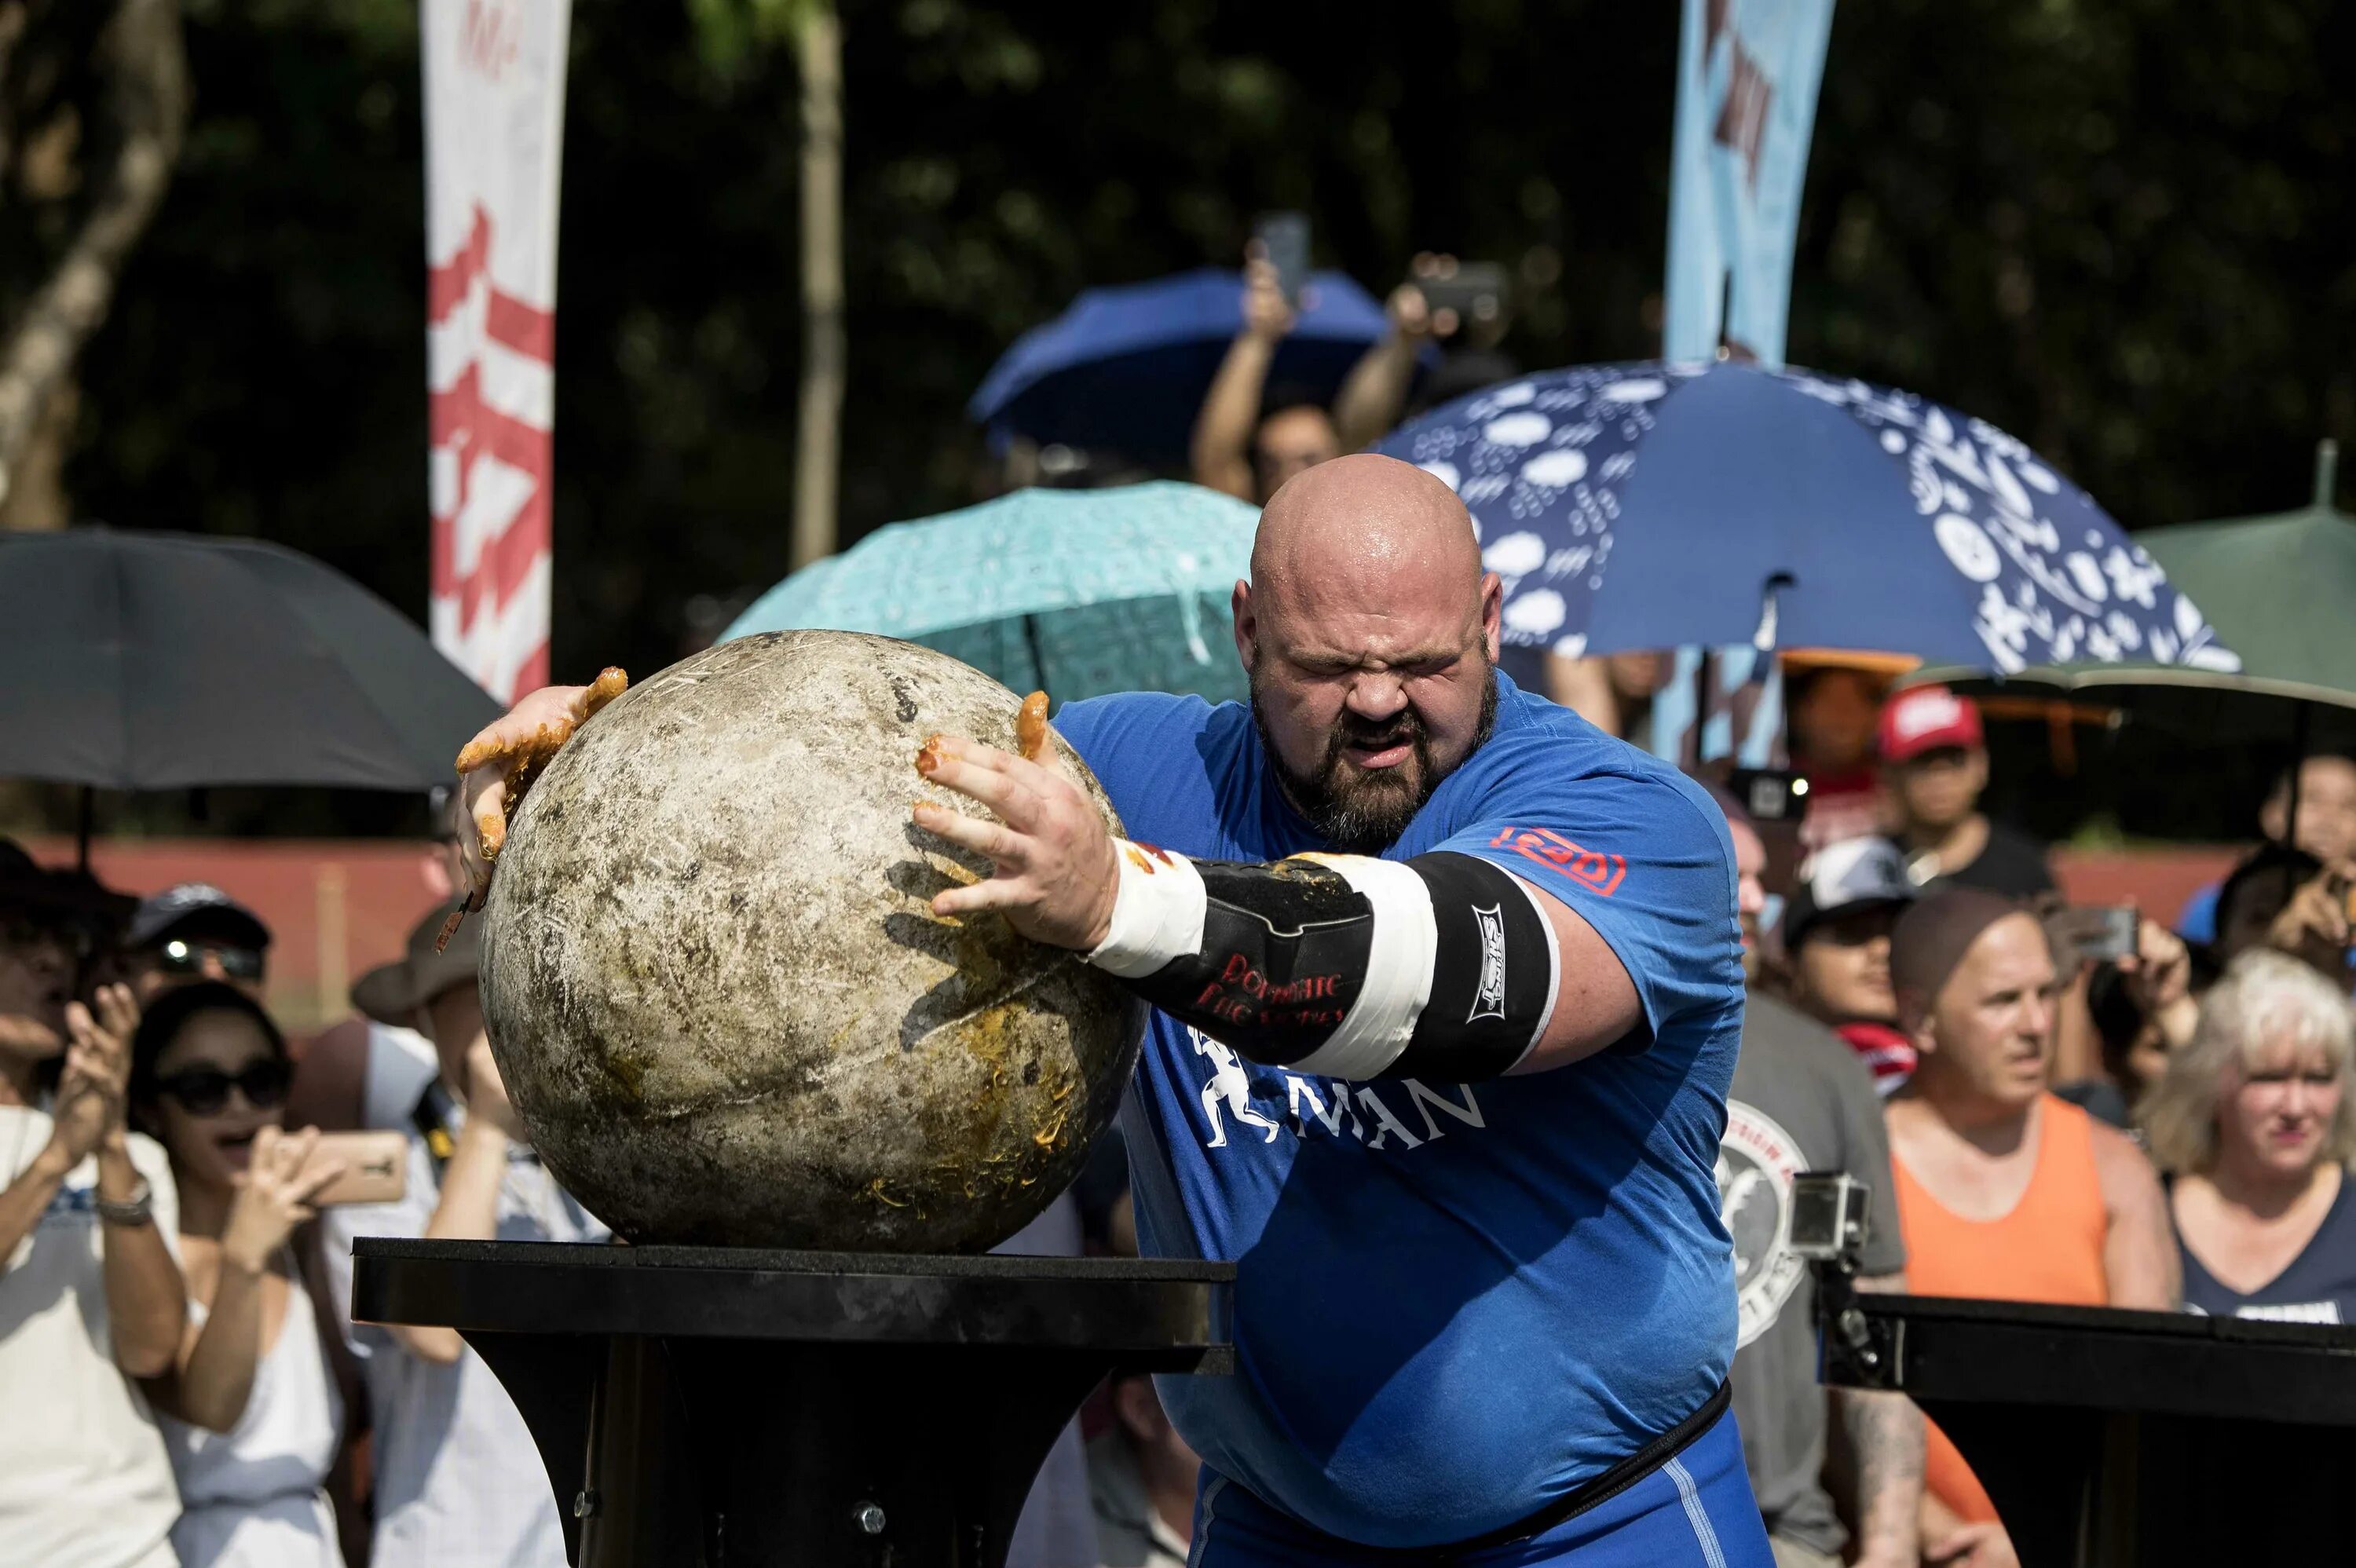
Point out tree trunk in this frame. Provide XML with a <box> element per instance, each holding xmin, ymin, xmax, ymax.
<box><xmin>788</xmin><ymin>2</ymin><xmax>843</xmax><ymax>572</ymax></box>
<box><xmin>0</xmin><ymin>0</ymin><xmax>189</xmax><ymax>519</ymax></box>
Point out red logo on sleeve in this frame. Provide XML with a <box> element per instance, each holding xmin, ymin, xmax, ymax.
<box><xmin>1489</xmin><ymin>826</ymin><xmax>1626</xmax><ymax>897</ymax></box>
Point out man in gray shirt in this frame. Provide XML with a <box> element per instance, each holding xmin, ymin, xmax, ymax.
<box><xmin>1710</xmin><ymin>791</ymin><xmax>1922</xmax><ymax>1568</ymax></box>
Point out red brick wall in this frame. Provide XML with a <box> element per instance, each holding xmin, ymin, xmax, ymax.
<box><xmin>24</xmin><ymin>838</ymin><xmax>452</xmax><ymax>1032</ymax></box>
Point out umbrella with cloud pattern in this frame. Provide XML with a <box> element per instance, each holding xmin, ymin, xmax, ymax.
<box><xmin>1372</xmin><ymin>360</ymin><xmax>2238</xmax><ymax>676</ymax></box>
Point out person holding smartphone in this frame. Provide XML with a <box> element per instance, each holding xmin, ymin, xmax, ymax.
<box><xmin>1191</xmin><ymin>227</ymin><xmax>1443</xmax><ymax>506</ymax></box>
<box><xmin>128</xmin><ymin>981</ymin><xmax>353</xmax><ymax>1568</ymax></box>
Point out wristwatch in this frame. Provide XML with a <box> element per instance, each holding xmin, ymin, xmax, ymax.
<box><xmin>95</xmin><ymin>1175</ymin><xmax>154</xmax><ymax>1228</ymax></box>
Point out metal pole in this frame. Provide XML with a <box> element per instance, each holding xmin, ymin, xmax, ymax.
<box><xmin>1021</xmin><ymin>614</ymin><xmax>1049</xmax><ymax>700</ymax></box>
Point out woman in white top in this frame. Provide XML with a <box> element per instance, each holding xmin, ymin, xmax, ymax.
<box><xmin>130</xmin><ymin>982</ymin><xmax>348</xmax><ymax>1568</ymax></box>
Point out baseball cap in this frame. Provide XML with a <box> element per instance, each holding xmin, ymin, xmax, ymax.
<box><xmin>351</xmin><ymin>901</ymin><xmax>481</xmax><ymax>1025</ymax></box>
<box><xmin>1878</xmin><ymin>685</ymin><xmax>1984</xmax><ymax>764</ymax></box>
<box><xmin>1781</xmin><ymin>837</ymin><xmax>1917</xmax><ymax>948</ymax></box>
<box><xmin>126</xmin><ymin>883</ymin><xmax>273</xmax><ymax>952</ymax></box>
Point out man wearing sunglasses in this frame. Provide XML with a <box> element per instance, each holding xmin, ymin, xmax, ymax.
<box><xmin>120</xmin><ymin>884</ymin><xmax>271</xmax><ymax>1006</ymax></box>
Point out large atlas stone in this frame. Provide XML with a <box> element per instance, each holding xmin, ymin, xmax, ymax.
<box><xmin>477</xmin><ymin>631</ymin><xmax>1143</xmax><ymax>1251</ymax></box>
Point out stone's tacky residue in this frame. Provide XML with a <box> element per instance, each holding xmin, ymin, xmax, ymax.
<box><xmin>477</xmin><ymin>631</ymin><xmax>1143</xmax><ymax>1252</ymax></box>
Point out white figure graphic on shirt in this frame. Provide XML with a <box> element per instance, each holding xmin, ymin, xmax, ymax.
<box><xmin>1190</xmin><ymin>1029</ymin><xmax>1279</xmax><ymax>1148</ymax></box>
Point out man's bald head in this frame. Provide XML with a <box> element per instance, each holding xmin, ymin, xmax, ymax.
<box><xmin>1252</xmin><ymin>455</ymin><xmax>1483</xmax><ymax>616</ymax></box>
<box><xmin>1234</xmin><ymin>454</ymin><xmax>1503</xmax><ymax>852</ymax></box>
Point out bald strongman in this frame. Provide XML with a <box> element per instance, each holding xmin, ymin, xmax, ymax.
<box><xmin>459</xmin><ymin>456</ymin><xmax>1766</xmax><ymax>1565</ymax></box>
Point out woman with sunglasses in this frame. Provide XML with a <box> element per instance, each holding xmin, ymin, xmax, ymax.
<box><xmin>129</xmin><ymin>981</ymin><xmax>348</xmax><ymax>1568</ymax></box>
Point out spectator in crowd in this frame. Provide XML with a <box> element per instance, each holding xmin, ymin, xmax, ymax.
<box><xmin>1786</xmin><ymin>665</ymin><xmax>1888</xmax><ymax>854</ymax></box>
<box><xmin>1550</xmin><ymin>650</ymin><xmax>1671</xmax><ymax>752</ymax></box>
<box><xmin>2055</xmin><ymin>919</ymin><xmax>2201</xmax><ymax>1128</ymax></box>
<box><xmin>1779</xmin><ymin>837</ymin><xmax>1919</xmax><ymax>1091</ymax></box>
<box><xmin>1709</xmin><ymin>792</ymin><xmax>1921</xmax><ymax>1568</ymax></box>
<box><xmin>2</xmin><ymin>844</ymin><xmax>189</xmax><ymax>1568</ymax></box>
<box><xmin>1884</xmin><ymin>887</ymin><xmax>2176</xmax><ymax>1565</ymax></box>
<box><xmin>1088</xmin><ymin>1371</ymin><xmax>1201</xmax><ymax>1568</ymax></box>
<box><xmin>321</xmin><ymin>906</ymin><xmax>603</xmax><ymax>1568</ymax></box>
<box><xmin>128</xmin><ymin>982</ymin><xmax>349</xmax><ymax>1567</ymax></box>
<box><xmin>121</xmin><ymin>886</ymin><xmax>273</xmax><ymax>1007</ymax></box>
<box><xmin>1190</xmin><ymin>250</ymin><xmax>1435</xmax><ymax>505</ymax></box>
<box><xmin>2145</xmin><ymin>950</ymin><xmax>2356</xmax><ymax>1323</ymax></box>
<box><xmin>2211</xmin><ymin>842</ymin><xmax>2351</xmax><ymax>979</ymax></box>
<box><xmin>1876</xmin><ymin>686</ymin><xmax>2054</xmax><ymax>898</ymax></box>
<box><xmin>2179</xmin><ymin>755</ymin><xmax>2356</xmax><ymax>943</ymax></box>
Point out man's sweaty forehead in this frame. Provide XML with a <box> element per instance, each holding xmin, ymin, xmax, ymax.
<box><xmin>1251</xmin><ymin>455</ymin><xmax>1484</xmax><ymax>662</ymax></box>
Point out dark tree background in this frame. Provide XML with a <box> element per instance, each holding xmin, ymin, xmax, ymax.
<box><xmin>29</xmin><ymin>0</ymin><xmax>2356</xmax><ymax>839</ymax></box>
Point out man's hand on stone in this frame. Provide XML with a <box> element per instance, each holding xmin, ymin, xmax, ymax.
<box><xmin>912</xmin><ymin>735</ymin><xmax>1121</xmax><ymax>952</ymax></box>
<box><xmin>452</xmin><ymin>670</ymin><xmax>629</xmax><ymax>894</ymax></box>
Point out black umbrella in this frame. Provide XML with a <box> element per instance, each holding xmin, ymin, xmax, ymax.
<box><xmin>1</xmin><ymin>529</ymin><xmax>501</xmax><ymax>850</ymax></box>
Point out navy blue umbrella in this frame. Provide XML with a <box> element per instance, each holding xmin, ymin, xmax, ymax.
<box><xmin>1373</xmin><ymin>360</ymin><xmax>2240</xmax><ymax>675</ymax></box>
<box><xmin>969</xmin><ymin>269</ymin><xmax>1398</xmax><ymax>463</ymax></box>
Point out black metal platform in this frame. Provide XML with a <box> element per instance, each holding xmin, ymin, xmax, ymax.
<box><xmin>353</xmin><ymin>1238</ymin><xmax>1235</xmax><ymax>1568</ymax></box>
<box><xmin>1821</xmin><ymin>1290</ymin><xmax>2356</xmax><ymax>1566</ymax></box>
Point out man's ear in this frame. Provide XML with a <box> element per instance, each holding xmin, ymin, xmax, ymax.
<box><xmin>1480</xmin><ymin>571</ymin><xmax>1503</xmax><ymax>663</ymax></box>
<box><xmin>1900</xmin><ymin>989</ymin><xmax>1936</xmax><ymax>1055</ymax></box>
<box><xmin>1232</xmin><ymin>579</ymin><xmax>1257</xmax><ymax>671</ymax></box>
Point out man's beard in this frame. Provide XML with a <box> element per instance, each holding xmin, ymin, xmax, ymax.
<box><xmin>1251</xmin><ymin>660</ymin><xmax>1499</xmax><ymax>853</ymax></box>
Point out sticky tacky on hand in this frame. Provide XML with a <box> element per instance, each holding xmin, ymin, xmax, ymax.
<box><xmin>439</xmin><ymin>666</ymin><xmax>631</xmax><ymax>950</ymax></box>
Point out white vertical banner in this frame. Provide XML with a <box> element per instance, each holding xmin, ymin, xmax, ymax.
<box><xmin>424</xmin><ymin>0</ymin><xmax>572</xmax><ymax>703</ymax></box>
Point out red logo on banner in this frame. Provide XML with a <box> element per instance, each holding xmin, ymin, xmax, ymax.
<box><xmin>428</xmin><ymin>202</ymin><xmax>554</xmax><ymax>699</ymax></box>
<box><xmin>1488</xmin><ymin>826</ymin><xmax>1627</xmax><ymax>897</ymax></box>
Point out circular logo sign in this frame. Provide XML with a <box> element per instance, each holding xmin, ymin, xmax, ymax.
<box><xmin>1718</xmin><ymin>1098</ymin><xmax>1808</xmax><ymax>1348</ymax></box>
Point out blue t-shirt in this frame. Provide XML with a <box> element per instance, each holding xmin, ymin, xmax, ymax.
<box><xmin>2179</xmin><ymin>1173</ymin><xmax>2356</xmax><ymax>1326</ymax></box>
<box><xmin>1054</xmin><ymin>674</ymin><xmax>1743</xmax><ymax>1548</ymax></box>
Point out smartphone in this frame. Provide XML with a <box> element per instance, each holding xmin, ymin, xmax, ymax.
<box><xmin>1252</xmin><ymin>211</ymin><xmax>1312</xmax><ymax>308</ymax></box>
<box><xmin>1414</xmin><ymin>261</ymin><xmax>1510</xmax><ymax>332</ymax></box>
<box><xmin>2047</xmin><ymin>905</ymin><xmax>2138</xmax><ymax>966</ymax></box>
<box><xmin>309</xmin><ymin>1130</ymin><xmax>408</xmax><ymax>1208</ymax></box>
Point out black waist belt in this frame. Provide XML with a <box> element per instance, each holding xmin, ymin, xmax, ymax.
<box><xmin>1260</xmin><ymin>1376</ymin><xmax>1733</xmax><ymax>1562</ymax></box>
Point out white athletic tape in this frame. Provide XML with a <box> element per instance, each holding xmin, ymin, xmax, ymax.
<box><xmin>1085</xmin><ymin>841</ymin><xmax>1208</xmax><ymax>978</ymax></box>
<box><xmin>1288</xmin><ymin>855</ymin><xmax>1436</xmax><ymax>1080</ymax></box>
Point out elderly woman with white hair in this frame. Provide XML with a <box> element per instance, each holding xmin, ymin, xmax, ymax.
<box><xmin>2144</xmin><ymin>949</ymin><xmax>2356</xmax><ymax>1323</ymax></box>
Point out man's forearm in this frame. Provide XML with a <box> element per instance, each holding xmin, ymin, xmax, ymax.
<box><xmin>1190</xmin><ymin>334</ymin><xmax>1275</xmax><ymax>500</ymax></box>
<box><xmin>1330</xmin><ymin>332</ymin><xmax>1418</xmax><ymax>451</ymax></box>
<box><xmin>1832</xmin><ymin>1387</ymin><xmax>1923</xmax><ymax>1566</ymax></box>
<box><xmin>0</xmin><ymin>1141</ymin><xmax>71</xmax><ymax>1269</ymax></box>
<box><xmin>398</xmin><ymin>1120</ymin><xmax>510</xmax><ymax>1364</ymax></box>
<box><xmin>97</xmin><ymin>1141</ymin><xmax>186</xmax><ymax>1377</ymax></box>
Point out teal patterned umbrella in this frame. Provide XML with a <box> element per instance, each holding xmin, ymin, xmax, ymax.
<box><xmin>720</xmin><ymin>482</ymin><xmax>1259</xmax><ymax>707</ymax></box>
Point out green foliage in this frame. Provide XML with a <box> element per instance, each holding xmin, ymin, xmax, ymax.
<box><xmin>52</xmin><ymin>0</ymin><xmax>2354</xmax><ymax>839</ymax></box>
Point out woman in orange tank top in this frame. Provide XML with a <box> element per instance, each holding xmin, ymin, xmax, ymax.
<box><xmin>1882</xmin><ymin>890</ymin><xmax>2177</xmax><ymax>1552</ymax></box>
<box><xmin>1893</xmin><ymin>1092</ymin><xmax>2112</xmax><ymax>1524</ymax></box>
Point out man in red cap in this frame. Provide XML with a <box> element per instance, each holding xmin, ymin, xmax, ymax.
<box><xmin>1878</xmin><ymin>685</ymin><xmax>2054</xmax><ymax>901</ymax></box>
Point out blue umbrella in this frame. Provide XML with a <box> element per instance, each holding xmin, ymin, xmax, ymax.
<box><xmin>1373</xmin><ymin>360</ymin><xmax>2240</xmax><ymax>675</ymax></box>
<box><xmin>721</xmin><ymin>482</ymin><xmax>1257</xmax><ymax>707</ymax></box>
<box><xmin>969</xmin><ymin>269</ymin><xmax>1399</xmax><ymax>462</ymax></box>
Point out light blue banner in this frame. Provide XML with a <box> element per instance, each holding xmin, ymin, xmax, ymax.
<box><xmin>1663</xmin><ymin>0</ymin><xmax>1837</xmax><ymax>369</ymax></box>
<box><xmin>1655</xmin><ymin>0</ymin><xmax>1830</xmax><ymax>763</ymax></box>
